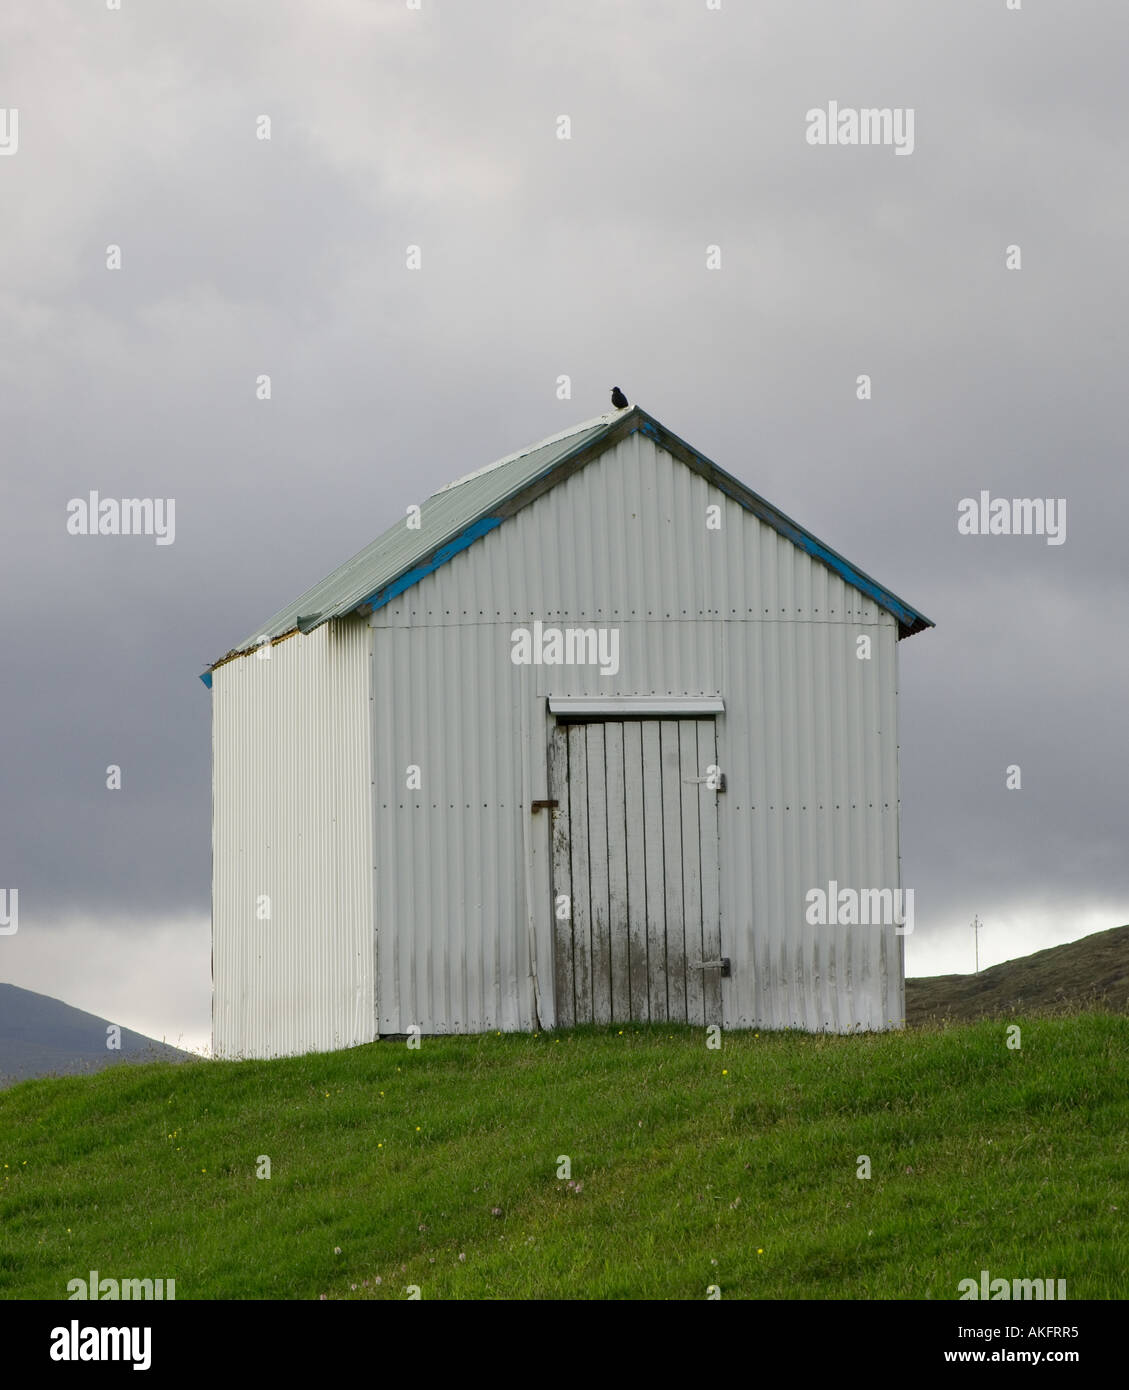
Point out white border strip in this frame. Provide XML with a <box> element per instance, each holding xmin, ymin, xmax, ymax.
<box><xmin>434</xmin><ymin>414</ymin><xmax>615</xmax><ymax>494</ymax></box>
<box><xmin>548</xmin><ymin>696</ymin><xmax>724</xmax><ymax>716</ymax></box>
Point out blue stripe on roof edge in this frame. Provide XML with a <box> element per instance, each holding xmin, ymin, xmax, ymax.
<box><xmin>358</xmin><ymin>516</ymin><xmax>503</xmax><ymax>614</ymax></box>
<box><xmin>635</xmin><ymin>417</ymin><xmax>933</xmax><ymax>637</ymax></box>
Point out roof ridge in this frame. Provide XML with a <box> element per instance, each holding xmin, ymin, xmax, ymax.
<box><xmin>434</xmin><ymin>412</ymin><xmax>617</xmax><ymax>494</ymax></box>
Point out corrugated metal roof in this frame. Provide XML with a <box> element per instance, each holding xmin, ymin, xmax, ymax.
<box><xmin>204</xmin><ymin>405</ymin><xmax>933</xmax><ymax>681</ymax></box>
<box><xmin>206</xmin><ymin>413</ymin><xmax>617</xmax><ymax>677</ymax></box>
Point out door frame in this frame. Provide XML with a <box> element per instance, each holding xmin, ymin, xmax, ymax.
<box><xmin>543</xmin><ymin>706</ymin><xmax>725</xmax><ymax>1026</ymax></box>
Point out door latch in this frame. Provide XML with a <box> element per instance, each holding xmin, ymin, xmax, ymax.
<box><xmin>692</xmin><ymin>957</ymin><xmax>731</xmax><ymax>977</ymax></box>
<box><xmin>684</xmin><ymin>773</ymin><xmax>726</xmax><ymax>791</ymax></box>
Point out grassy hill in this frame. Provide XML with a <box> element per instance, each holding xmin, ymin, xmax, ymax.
<box><xmin>1</xmin><ymin>1012</ymin><xmax>1125</xmax><ymax>1299</ymax></box>
<box><xmin>906</xmin><ymin>925</ymin><xmax>1129</xmax><ymax>1025</ymax></box>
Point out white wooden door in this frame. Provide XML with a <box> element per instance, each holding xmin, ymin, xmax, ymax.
<box><xmin>549</xmin><ymin>718</ymin><xmax>722</xmax><ymax>1026</ymax></box>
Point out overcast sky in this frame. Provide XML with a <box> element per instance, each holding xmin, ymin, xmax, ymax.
<box><xmin>1</xmin><ymin>0</ymin><xmax>1125</xmax><ymax>1056</ymax></box>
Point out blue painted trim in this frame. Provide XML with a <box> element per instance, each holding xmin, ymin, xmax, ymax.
<box><xmin>200</xmin><ymin>670</ymin><xmax>213</xmax><ymax>688</ymax></box>
<box><xmin>360</xmin><ymin>516</ymin><xmax>503</xmax><ymax>613</ymax></box>
<box><xmin>637</xmin><ymin>417</ymin><xmax>930</xmax><ymax>634</ymax></box>
<box><xmin>795</xmin><ymin>534</ymin><xmax>918</xmax><ymax>628</ymax></box>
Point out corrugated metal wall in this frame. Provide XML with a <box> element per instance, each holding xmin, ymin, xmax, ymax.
<box><xmin>212</xmin><ymin>614</ymin><xmax>374</xmax><ymax>1058</ymax></box>
<box><xmin>371</xmin><ymin>430</ymin><xmax>904</xmax><ymax>1036</ymax></box>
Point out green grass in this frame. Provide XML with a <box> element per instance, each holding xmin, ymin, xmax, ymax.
<box><xmin>1</xmin><ymin>1015</ymin><xmax>1126</xmax><ymax>1300</ymax></box>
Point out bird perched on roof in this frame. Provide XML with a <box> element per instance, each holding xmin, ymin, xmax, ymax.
<box><xmin>610</xmin><ymin>386</ymin><xmax>629</xmax><ymax>410</ymax></box>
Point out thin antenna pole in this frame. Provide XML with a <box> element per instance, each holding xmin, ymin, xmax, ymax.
<box><xmin>971</xmin><ymin>914</ymin><xmax>981</xmax><ymax>974</ymax></box>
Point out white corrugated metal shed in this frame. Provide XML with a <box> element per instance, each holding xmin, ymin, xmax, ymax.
<box><xmin>208</xmin><ymin>405</ymin><xmax>932</xmax><ymax>1058</ymax></box>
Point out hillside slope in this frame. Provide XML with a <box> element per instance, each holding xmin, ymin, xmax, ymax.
<box><xmin>0</xmin><ymin>1015</ymin><xmax>1124</xmax><ymax>1300</ymax></box>
<box><xmin>906</xmin><ymin>924</ymin><xmax>1128</xmax><ymax>1025</ymax></box>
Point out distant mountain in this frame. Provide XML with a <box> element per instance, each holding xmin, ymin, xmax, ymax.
<box><xmin>0</xmin><ymin>983</ymin><xmax>194</xmax><ymax>1088</ymax></box>
<box><xmin>906</xmin><ymin>924</ymin><xmax>1129</xmax><ymax>1025</ymax></box>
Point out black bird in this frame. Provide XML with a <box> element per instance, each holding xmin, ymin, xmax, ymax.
<box><xmin>610</xmin><ymin>386</ymin><xmax>629</xmax><ymax>410</ymax></box>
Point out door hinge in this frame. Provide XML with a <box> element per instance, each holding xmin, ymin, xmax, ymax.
<box><xmin>530</xmin><ymin>799</ymin><xmax>559</xmax><ymax>813</ymax></box>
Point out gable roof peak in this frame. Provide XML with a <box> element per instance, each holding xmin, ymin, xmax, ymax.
<box><xmin>201</xmin><ymin>403</ymin><xmax>931</xmax><ymax>685</ymax></box>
